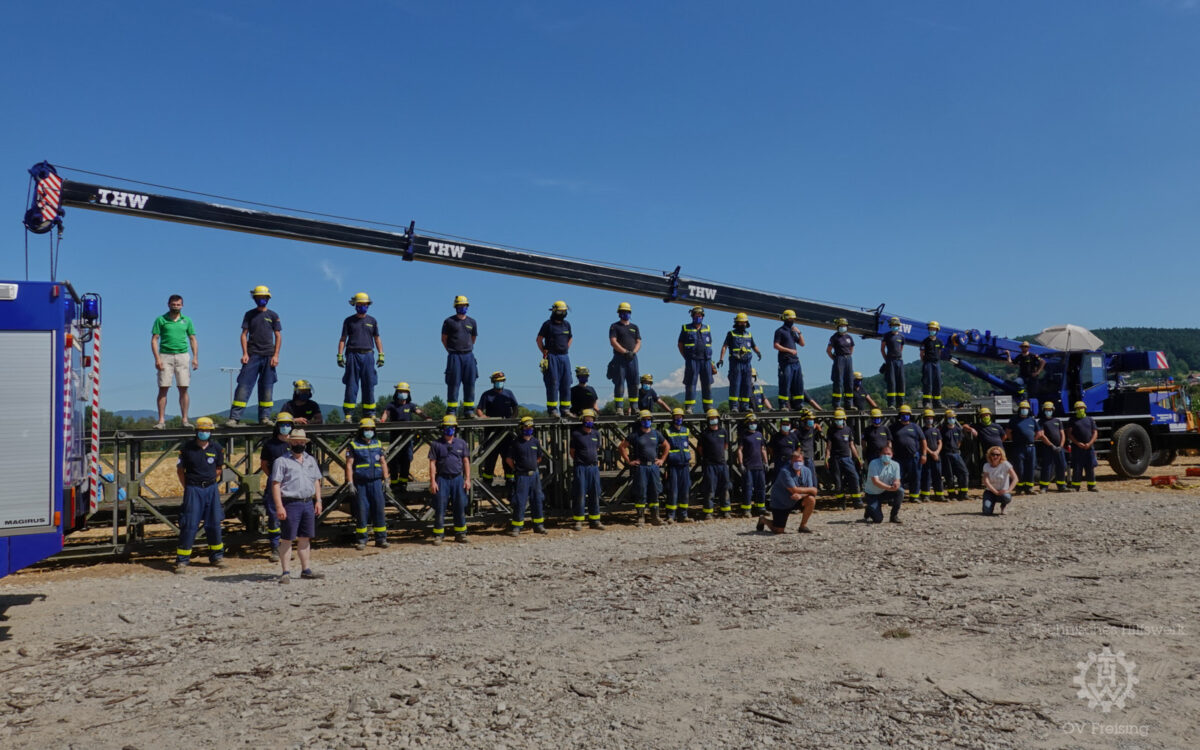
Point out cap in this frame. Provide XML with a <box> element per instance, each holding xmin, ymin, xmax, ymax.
<box><xmin>290</xmin><ymin>428</ymin><xmax>309</xmax><ymax>441</ymax></box>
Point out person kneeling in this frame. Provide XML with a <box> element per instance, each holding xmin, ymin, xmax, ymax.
<box><xmin>759</xmin><ymin>448</ymin><xmax>818</xmax><ymax>534</ymax></box>
<box><xmin>864</xmin><ymin>444</ymin><xmax>903</xmax><ymax>524</ymax></box>
<box><xmin>981</xmin><ymin>446</ymin><xmax>1018</xmax><ymax>516</ymax></box>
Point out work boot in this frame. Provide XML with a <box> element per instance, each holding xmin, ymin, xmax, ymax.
<box><xmin>572</xmin><ymin>521</ymin><xmax>584</xmax><ymax>531</ymax></box>
<box><xmin>547</xmin><ymin>408</ymin><xmax>560</xmax><ymax>418</ymax></box>
<box><xmin>507</xmin><ymin>527</ymin><xmax>521</xmax><ymax>538</ymax></box>
<box><xmin>432</xmin><ymin>535</ymin><xmax>444</xmax><ymax>546</ymax></box>
<box><xmin>1087</xmin><ymin>485</ymin><xmax>1099</xmax><ymax>493</ymax></box>
<box><xmin>678</xmin><ymin>514</ymin><xmax>693</xmax><ymax>523</ymax></box>
<box><xmin>756</xmin><ymin>516</ymin><xmax>766</xmax><ymax>532</ymax></box>
<box><xmin>889</xmin><ymin>515</ymin><xmax>902</xmax><ymax>524</ymax></box>
<box><xmin>663</xmin><ymin>512</ymin><xmax>675</xmax><ymax>525</ymax></box>
<box><xmin>261</xmin><ymin>417</ymin><xmax>275</xmax><ymax>427</ymax></box>
<box><xmin>533</xmin><ymin>524</ymin><xmax>548</xmax><ymax>534</ymax></box>
<box><xmin>649</xmin><ymin>508</ymin><xmax>663</xmax><ymax>526</ymax></box>
<box><xmin>268</xmin><ymin>547</ymin><xmax>279</xmax><ymax>563</ymax></box>
<box><xmin>355</xmin><ymin>540</ymin><xmax>367</xmax><ymax>551</ymax></box>
<box><xmin>211</xmin><ymin>558</ymin><xmax>228</xmax><ymax>569</ymax></box>
<box><xmin>376</xmin><ymin>538</ymin><xmax>390</xmax><ymax>549</ymax></box>
<box><xmin>636</xmin><ymin>510</ymin><xmax>646</xmax><ymax>528</ymax></box>
<box><xmin>224</xmin><ymin>419</ymin><xmax>240</xmax><ymax>428</ymax></box>
<box><xmin>589</xmin><ymin>520</ymin><xmax>606</xmax><ymax>530</ymax></box>
<box><xmin>719</xmin><ymin>510</ymin><xmax>731</xmax><ymax>519</ymax></box>
<box><xmin>455</xmin><ymin>533</ymin><xmax>470</xmax><ymax>544</ymax></box>
<box><xmin>172</xmin><ymin>561</ymin><xmax>188</xmax><ymax>575</ymax></box>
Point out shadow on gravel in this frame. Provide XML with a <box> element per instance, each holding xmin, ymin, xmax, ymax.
<box><xmin>202</xmin><ymin>573</ymin><xmax>281</xmax><ymax>584</ymax></box>
<box><xmin>0</xmin><ymin>593</ymin><xmax>47</xmax><ymax>640</ymax></box>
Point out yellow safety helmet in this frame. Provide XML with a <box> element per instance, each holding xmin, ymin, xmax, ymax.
<box><xmin>640</xmin><ymin>373</ymin><xmax>654</xmax><ymax>384</ymax></box>
<box><xmin>928</xmin><ymin>321</ymin><xmax>941</xmax><ymax>330</ymax></box>
<box><xmin>853</xmin><ymin>371</ymin><xmax>863</xmax><ymax>380</ymax></box>
<box><xmin>799</xmin><ymin>408</ymin><xmax>813</xmax><ymax>418</ymax></box>
<box><xmin>734</xmin><ymin>312</ymin><xmax>750</xmax><ymax>324</ymax></box>
<box><xmin>781</xmin><ymin>309</ymin><xmax>796</xmax><ymax>321</ymax></box>
<box><xmin>689</xmin><ymin>305</ymin><xmax>705</xmax><ymax>315</ymax></box>
<box><xmin>194</xmin><ymin>416</ymin><xmax>215</xmax><ymax>430</ymax></box>
<box><xmin>550</xmin><ymin>300</ymin><xmax>569</xmax><ymax>312</ymax></box>
<box><xmin>617</xmin><ymin>302</ymin><xmax>632</xmax><ymax>313</ymax></box>
<box><xmin>519</xmin><ymin>416</ymin><xmax>534</xmax><ymax>427</ymax></box>
<box><xmin>705</xmin><ymin>408</ymin><xmax>720</xmax><ymax>418</ymax></box>
<box><xmin>923</xmin><ymin>408</ymin><xmax>935</xmax><ymax>417</ymax></box>
<box><xmin>944</xmin><ymin>409</ymin><xmax>956</xmax><ymax>418</ymax></box>
<box><xmin>359</xmin><ymin>417</ymin><xmax>376</xmax><ymax>429</ymax></box>
<box><xmin>833</xmin><ymin>409</ymin><xmax>847</xmax><ymax>419</ymax></box>
<box><xmin>638</xmin><ymin>409</ymin><xmax>653</xmax><ymax>419</ymax></box>
<box><xmin>833</xmin><ymin>317</ymin><xmax>848</xmax><ymax>326</ymax></box>
<box><xmin>1018</xmin><ymin>400</ymin><xmax>1031</xmax><ymax>409</ymax></box>
<box><xmin>394</xmin><ymin>381</ymin><xmax>411</xmax><ymax>392</ymax></box>
<box><xmin>490</xmin><ymin>371</ymin><xmax>506</xmax><ymax>382</ymax></box>
<box><xmin>575</xmin><ymin>366</ymin><xmax>590</xmax><ymax>376</ymax></box>
<box><xmin>581</xmin><ymin>408</ymin><xmax>597</xmax><ymax>419</ymax></box>
<box><xmin>869</xmin><ymin>408</ymin><xmax>882</xmax><ymax>418</ymax></box>
<box><xmin>350</xmin><ymin>292</ymin><xmax>372</xmax><ymax>306</ymax></box>
<box><xmin>898</xmin><ymin>404</ymin><xmax>913</xmax><ymax>415</ymax></box>
<box><xmin>978</xmin><ymin>406</ymin><xmax>992</xmax><ymax>415</ymax></box>
<box><xmin>1073</xmin><ymin>401</ymin><xmax>1086</xmax><ymax>410</ymax></box>
<box><xmin>751</xmin><ymin>368</ymin><xmax>758</xmax><ymax>378</ymax></box>
<box><xmin>442</xmin><ymin>414</ymin><xmax>458</xmax><ymax>426</ymax></box>
<box><xmin>292</xmin><ymin>379</ymin><xmax>312</xmax><ymax>391</ymax></box>
<box><xmin>250</xmin><ymin>285</ymin><xmax>271</xmax><ymax>299</ymax></box>
<box><xmin>888</xmin><ymin>316</ymin><xmax>901</xmax><ymax>326</ymax></box>
<box><xmin>1042</xmin><ymin>401</ymin><xmax>1054</xmax><ymax>410</ymax></box>
<box><xmin>671</xmin><ymin>407</ymin><xmax>685</xmax><ymax>416</ymax></box>
<box><xmin>453</xmin><ymin>294</ymin><xmax>469</xmax><ymax>306</ymax></box>
<box><xmin>275</xmin><ymin>411</ymin><xmax>294</xmax><ymax>424</ymax></box>
<box><xmin>744</xmin><ymin>412</ymin><xmax>757</xmax><ymax>421</ymax></box>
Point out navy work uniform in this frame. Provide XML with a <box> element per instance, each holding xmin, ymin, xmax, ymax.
<box><xmin>340</xmin><ymin>312</ymin><xmax>382</xmax><ymax>418</ymax></box>
<box><xmin>571</xmin><ymin>424</ymin><xmax>603</xmax><ymax>525</ymax></box>
<box><xmin>280</xmin><ymin>396</ymin><xmax>322</xmax><ymax>424</ymax></box>
<box><xmin>723</xmin><ymin>327</ymin><xmax>756</xmax><ymax>411</ymax></box>
<box><xmin>430</xmin><ymin>436</ymin><xmax>471</xmax><ymax>539</ymax></box>
<box><xmin>752</xmin><ymin>381</ymin><xmax>770</xmax><ymax>412</ymax></box>
<box><xmin>663</xmin><ymin>421</ymin><xmax>694</xmax><ymax>521</ymax></box>
<box><xmin>1007</xmin><ymin>411</ymin><xmax>1042</xmax><ymax>494</ymax></box>
<box><xmin>862</xmin><ymin>420</ymin><xmax>891</xmax><ymax>465</ymax></box>
<box><xmin>538</xmin><ymin>315</ymin><xmax>573</xmax><ymax>415</ymax></box>
<box><xmin>678</xmin><ymin>319</ymin><xmax>714</xmax><ymax>413</ymax></box>
<box><xmin>827</xmin><ymin>422</ymin><xmax>862</xmax><ymax>507</ymax></box>
<box><xmin>774</xmin><ymin>324</ymin><xmax>806</xmax><ymax>409</ymax></box>
<box><xmin>890</xmin><ymin>418</ymin><xmax>925</xmax><ymax>501</ymax></box>
<box><xmin>920</xmin><ymin>423</ymin><xmax>945</xmax><ymax>500</ymax></box>
<box><xmin>475</xmin><ymin>383</ymin><xmax>520</xmax><ymax>483</ymax></box>
<box><xmin>608</xmin><ymin>318</ymin><xmax>641</xmax><ymax>412</ymax></box>
<box><xmin>442</xmin><ymin>314</ymin><xmax>479</xmax><ymax>417</ymax></box>
<box><xmin>881</xmin><ymin>327</ymin><xmax>906</xmax><ymax>407</ymax></box>
<box><xmin>626</xmin><ymin>427</ymin><xmax>666</xmax><ymax>513</ymax></box>
<box><xmin>738</xmin><ymin>424</ymin><xmax>768</xmax><ymax>516</ymax></box>
<box><xmin>1037</xmin><ymin>410</ymin><xmax>1068</xmax><ymax>491</ymax></box>
<box><xmin>637</xmin><ymin>383</ymin><xmax>662</xmax><ymax>412</ymax></box>
<box><xmin>940</xmin><ymin>419</ymin><xmax>970</xmax><ymax>500</ymax></box>
<box><xmin>349</xmin><ymin>437</ymin><xmax>387</xmax><ymax>545</ymax></box>
<box><xmin>827</xmin><ymin>331</ymin><xmax>855</xmax><ymax>409</ymax></box>
<box><xmin>795</xmin><ymin>420</ymin><xmax>819</xmax><ymax>475</ymax></box>
<box><xmin>176</xmin><ymin>438</ymin><xmax>226</xmax><ymax>566</ymax></box>
<box><xmin>259</xmin><ymin>433</ymin><xmax>290</xmax><ymax>552</ymax></box>
<box><xmin>229</xmin><ymin>306</ymin><xmax>281</xmax><ymax>422</ymax></box>
<box><xmin>698</xmin><ymin>424</ymin><xmax>731</xmax><ymax>516</ymax></box>
<box><xmin>1067</xmin><ymin>413</ymin><xmax>1098</xmax><ymax>491</ymax></box>
<box><xmin>768</xmin><ymin>426</ymin><xmax>799</xmax><ymax>486</ymax></box>
<box><xmin>920</xmin><ymin>335</ymin><xmax>943</xmax><ymax>408</ymax></box>
<box><xmin>507</xmin><ymin>430</ymin><xmax>546</xmax><ymax>532</ymax></box>
<box><xmin>383</xmin><ymin>398</ymin><xmax>420</xmax><ymax>486</ymax></box>
<box><xmin>570</xmin><ymin>381</ymin><xmax>598</xmax><ymax>416</ymax></box>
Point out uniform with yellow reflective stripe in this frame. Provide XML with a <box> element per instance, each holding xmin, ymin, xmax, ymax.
<box><xmin>349</xmin><ymin>438</ymin><xmax>388</xmax><ymax>544</ymax></box>
<box><xmin>663</xmin><ymin>425</ymin><xmax>693</xmax><ymax>520</ymax></box>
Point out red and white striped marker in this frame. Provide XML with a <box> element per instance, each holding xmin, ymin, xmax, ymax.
<box><xmin>38</xmin><ymin>171</ymin><xmax>62</xmax><ymax>223</ymax></box>
<box><xmin>87</xmin><ymin>329</ymin><xmax>103</xmax><ymax>513</ymax></box>
<box><xmin>1155</xmin><ymin>351</ymin><xmax>1169</xmax><ymax>370</ymax></box>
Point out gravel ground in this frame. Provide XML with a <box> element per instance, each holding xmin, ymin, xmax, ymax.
<box><xmin>1</xmin><ymin>487</ymin><xmax>1197</xmax><ymax>750</ymax></box>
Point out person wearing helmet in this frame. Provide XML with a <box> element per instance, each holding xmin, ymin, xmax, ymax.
<box><xmin>174</xmin><ymin>418</ymin><xmax>227</xmax><ymax>573</ymax></box>
<box><xmin>698</xmin><ymin>408</ymin><xmax>731</xmax><ymax>518</ymax></box>
<box><xmin>940</xmin><ymin>409</ymin><xmax>970</xmax><ymax>500</ymax></box>
<box><xmin>880</xmin><ymin>316</ymin><xmax>906</xmax><ymax>408</ymax></box>
<box><xmin>794</xmin><ymin>411</ymin><xmax>820</xmax><ymax>476</ymax></box>
<box><xmin>920</xmin><ymin>409</ymin><xmax>945</xmax><ymax>501</ymax></box>
<box><xmin>442</xmin><ymin>295</ymin><xmax>479</xmax><ymax>419</ymax></box>
<box><xmin>1006</xmin><ymin>341</ymin><xmax>1046</xmax><ymax>392</ymax></box>
<box><xmin>1067</xmin><ymin>401</ymin><xmax>1098</xmax><ymax>492</ymax></box>
<box><xmin>767</xmin><ymin>415</ymin><xmax>799</xmax><ymax>487</ymax></box>
<box><xmin>774</xmin><ymin>310</ymin><xmax>807</xmax><ymax>410</ymax></box>
<box><xmin>346</xmin><ymin>418</ymin><xmax>390</xmax><ymax>550</ymax></box>
<box><xmin>749</xmin><ymin>367</ymin><xmax>775</xmax><ymax>412</ymax></box>
<box><xmin>618</xmin><ymin>410</ymin><xmax>668</xmax><ymax>526</ymax></box>
<box><xmin>760</xmin><ymin>446</ymin><xmax>818</xmax><ymax>534</ymax></box>
<box><xmin>270</xmin><ymin>428</ymin><xmax>325</xmax><ymax>581</ymax></box>
<box><xmin>570</xmin><ymin>409</ymin><xmax>605</xmax><ymax>530</ymax></box>
<box><xmin>972</xmin><ymin>406</ymin><xmax>1005</xmax><ymax>457</ymax></box>
<box><xmin>662</xmin><ymin>408</ymin><xmax>695</xmax><ymax>523</ymax></box>
<box><xmin>718</xmin><ymin>312</ymin><xmax>762</xmax><ymax>412</ymax></box>
<box><xmin>537</xmin><ymin>301</ymin><xmax>573</xmax><ymax>417</ymax></box>
<box><xmin>1037</xmin><ymin>401</ymin><xmax>1068</xmax><ymax>493</ymax></box>
<box><xmin>677</xmin><ymin>305</ymin><xmax>715</xmax><ymax>414</ymax></box>
<box><xmin>505</xmin><ymin>417</ymin><xmax>547</xmax><ymax>536</ymax></box>
<box><xmin>381</xmin><ymin>381</ymin><xmax>426</xmax><ymax>491</ymax></box>
<box><xmin>151</xmin><ymin>293</ymin><xmax>199</xmax><ymax>430</ymax></box>
<box><xmin>1005</xmin><ymin>400</ymin><xmax>1042</xmax><ymax>495</ymax></box>
<box><xmin>920</xmin><ymin>322</ymin><xmax>944</xmax><ymax>409</ymax></box>
<box><xmin>636</xmin><ymin>373</ymin><xmax>672</xmax><ymax>414</ymax></box>
<box><xmin>826</xmin><ymin>318</ymin><xmax>856</xmax><ymax>410</ymax></box>
<box><xmin>861</xmin><ymin>408</ymin><xmax>891</xmax><ymax>465</ymax></box>
<box><xmin>889</xmin><ymin>405</ymin><xmax>926</xmax><ymax>503</ymax></box>
<box><xmin>474</xmin><ymin>371</ymin><xmax>520</xmax><ymax>486</ymax></box>
<box><xmin>850</xmin><ymin>372</ymin><xmax>877</xmax><ymax>412</ymax></box>
<box><xmin>258</xmin><ymin>412</ymin><xmax>295</xmax><ymax>561</ymax></box>
<box><xmin>337</xmin><ymin>292</ymin><xmax>384</xmax><ymax>421</ymax></box>
<box><xmin>569</xmin><ymin>366</ymin><xmax>599</xmax><ymax>417</ymax></box>
<box><xmin>429</xmin><ymin>415</ymin><xmax>472</xmax><ymax>543</ymax></box>
<box><xmin>607</xmin><ymin>302</ymin><xmax>641</xmax><ymax>416</ymax></box>
<box><xmin>280</xmin><ymin>379</ymin><xmax>324</xmax><ymax>426</ymax></box>
<box><xmin>736</xmin><ymin>413</ymin><xmax>769</xmax><ymax>518</ymax></box>
<box><xmin>226</xmin><ymin>285</ymin><xmax>282</xmax><ymax>427</ymax></box>
<box><xmin>825</xmin><ymin>408</ymin><xmax>862</xmax><ymax>509</ymax></box>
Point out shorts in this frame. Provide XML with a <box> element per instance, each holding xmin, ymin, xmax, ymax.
<box><xmin>157</xmin><ymin>351</ymin><xmax>191</xmax><ymax>387</ymax></box>
<box><xmin>281</xmin><ymin>499</ymin><xmax>316</xmax><ymax>540</ymax></box>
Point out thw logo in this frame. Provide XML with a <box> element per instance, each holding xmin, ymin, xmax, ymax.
<box><xmin>687</xmin><ymin>284</ymin><xmax>717</xmax><ymax>301</ymax></box>
<box><xmin>429</xmin><ymin>241</ymin><xmax>465</xmax><ymax>259</ymax></box>
<box><xmin>95</xmin><ymin>189</ymin><xmax>149</xmax><ymax>210</ymax></box>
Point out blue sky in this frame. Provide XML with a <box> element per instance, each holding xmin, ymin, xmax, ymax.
<box><xmin>2</xmin><ymin>1</ymin><xmax>1199</xmax><ymax>412</ymax></box>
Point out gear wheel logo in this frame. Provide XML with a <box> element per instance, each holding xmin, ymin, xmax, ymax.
<box><xmin>1074</xmin><ymin>647</ymin><xmax>1138</xmax><ymax>713</ymax></box>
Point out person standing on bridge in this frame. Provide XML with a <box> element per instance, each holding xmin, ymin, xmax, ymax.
<box><xmin>1067</xmin><ymin>402</ymin><xmax>1099</xmax><ymax>492</ymax></box>
<box><xmin>151</xmin><ymin>294</ymin><xmax>198</xmax><ymax>429</ymax></box>
<box><xmin>174</xmin><ymin>417</ymin><xmax>226</xmax><ymax>573</ymax></box>
<box><xmin>677</xmin><ymin>305</ymin><xmax>715</xmax><ymax>414</ymax></box>
<box><xmin>336</xmin><ymin>292</ymin><xmax>384</xmax><ymax>420</ymax></box>
<box><xmin>537</xmin><ymin>300</ymin><xmax>573</xmax><ymax>417</ymax></box>
<box><xmin>774</xmin><ymin>310</ymin><xmax>807</xmax><ymax>410</ymax></box>
<box><xmin>442</xmin><ymin>295</ymin><xmax>478</xmax><ymax>419</ymax></box>
<box><xmin>827</xmin><ymin>318</ymin><xmax>856</xmax><ymax>410</ymax></box>
<box><xmin>920</xmin><ymin>321</ymin><xmax>944</xmax><ymax>409</ymax></box>
<box><xmin>279</xmin><ymin>379</ymin><xmax>323</xmax><ymax>425</ymax></box>
<box><xmin>475</xmin><ymin>371</ymin><xmax>519</xmax><ymax>487</ymax></box>
<box><xmin>880</xmin><ymin>316</ymin><xmax>906</xmax><ymax>408</ymax></box>
<box><xmin>637</xmin><ymin>373</ymin><xmax>673</xmax><ymax>414</ymax></box>
<box><xmin>607</xmin><ymin>302</ymin><xmax>641</xmax><ymax>416</ymax></box>
<box><xmin>226</xmin><ymin>285</ymin><xmax>281</xmax><ymax>427</ymax></box>
<box><xmin>1006</xmin><ymin>341</ymin><xmax>1046</xmax><ymax>399</ymax></box>
<box><xmin>718</xmin><ymin>312</ymin><xmax>761</xmax><ymax>412</ymax></box>
<box><xmin>569</xmin><ymin>366</ymin><xmax>599</xmax><ymax>417</ymax></box>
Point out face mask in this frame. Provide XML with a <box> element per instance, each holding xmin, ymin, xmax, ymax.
<box><xmin>708</xmin><ymin>419</ymin><xmax>719</xmax><ymax>426</ymax></box>
<box><xmin>881</xmin><ymin>455</ymin><xmax>893</xmax><ymax>464</ymax></box>
<box><xmin>692</xmin><ymin>316</ymin><xmax>704</xmax><ymax>324</ymax></box>
<box><xmin>493</xmin><ymin>382</ymin><xmax>504</xmax><ymax>390</ymax></box>
<box><xmin>362</xmin><ymin>430</ymin><xmax>375</xmax><ymax>439</ymax></box>
<box><xmin>1076</xmin><ymin>410</ymin><xmax>1086</xmax><ymax>418</ymax></box>
<box><xmin>837</xmin><ymin>326</ymin><xmax>847</xmax><ymax>334</ymax></box>
<box><xmin>1043</xmin><ymin>410</ymin><xmax>1053</xmax><ymax>417</ymax></box>
<box><xmin>197</xmin><ymin>431</ymin><xmax>211</xmax><ymax>441</ymax></box>
<box><xmin>641</xmin><ymin>383</ymin><xmax>650</xmax><ymax>390</ymax></box>
<box><xmin>948</xmin><ymin>418</ymin><xmax>957</xmax><ymax>425</ymax></box>
<box><xmin>673</xmin><ymin>417</ymin><xmax>683</xmax><ymax>426</ymax></box>
<box><xmin>579</xmin><ymin>376</ymin><xmax>589</xmax><ymax>384</ymax></box>
<box><xmin>805</xmin><ymin>420</ymin><xmax>814</xmax><ymax>428</ymax></box>
<box><xmin>872</xmin><ymin>417</ymin><xmax>882</xmax><ymax>425</ymax></box>
<box><xmin>456</xmin><ymin>305</ymin><xmax>468</xmax><ymax>315</ymax></box>
<box><xmin>981</xmin><ymin>416</ymin><xmax>992</xmax><ymax>425</ymax></box>
<box><xmin>290</xmin><ymin>443</ymin><xmax>306</xmax><ymax>454</ymax></box>
<box><xmin>396</xmin><ymin>391</ymin><xmax>409</xmax><ymax>401</ymax></box>
<box><xmin>444</xmin><ymin>427</ymin><xmax>456</xmax><ymax>437</ymax></box>
<box><xmin>890</xmin><ymin>326</ymin><xmax>900</xmax><ymax>332</ymax></box>
<box><xmin>356</xmin><ymin>304</ymin><xmax>369</xmax><ymax>314</ymax></box>
<box><xmin>900</xmin><ymin>415</ymin><xmax>911</xmax><ymax>423</ymax></box>
<box><xmin>734</xmin><ymin>323</ymin><xmax>747</xmax><ymax>331</ymax></box>
<box><xmin>1019</xmin><ymin>408</ymin><xmax>1029</xmax><ymax>417</ymax></box>
<box><xmin>583</xmin><ymin>421</ymin><xmax>595</xmax><ymax>429</ymax></box>
<box><xmin>618</xmin><ymin>312</ymin><xmax>630</xmax><ymax>321</ymax></box>
<box><xmin>553</xmin><ymin>311</ymin><xmax>566</xmax><ymax>319</ymax></box>
<box><xmin>792</xmin><ymin>461</ymin><xmax>804</xmax><ymax>471</ymax></box>
<box><xmin>641</xmin><ymin>419</ymin><xmax>653</xmax><ymax>429</ymax></box>
<box><xmin>295</xmin><ymin>392</ymin><xmax>310</xmax><ymax>402</ymax></box>
<box><xmin>255</xmin><ymin>298</ymin><xmax>268</xmax><ymax>308</ymax></box>
<box><xmin>835</xmin><ymin>419</ymin><xmax>846</xmax><ymax>427</ymax></box>
<box><xmin>522</xmin><ymin>428</ymin><xmax>534</xmax><ymax>437</ymax></box>
<box><xmin>748</xmin><ymin>423</ymin><xmax>758</xmax><ymax>431</ymax></box>
<box><xmin>278</xmin><ymin>424</ymin><xmax>293</xmax><ymax>436</ymax></box>
<box><xmin>780</xmin><ymin>425</ymin><xmax>791</xmax><ymax>433</ymax></box>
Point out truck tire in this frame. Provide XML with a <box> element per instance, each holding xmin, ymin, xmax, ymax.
<box><xmin>1108</xmin><ymin>423</ymin><xmax>1151</xmax><ymax>477</ymax></box>
<box><xmin>1150</xmin><ymin>448</ymin><xmax>1178</xmax><ymax>467</ymax></box>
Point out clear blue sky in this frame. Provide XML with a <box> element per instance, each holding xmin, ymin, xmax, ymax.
<box><xmin>2</xmin><ymin>1</ymin><xmax>1198</xmax><ymax>413</ymax></box>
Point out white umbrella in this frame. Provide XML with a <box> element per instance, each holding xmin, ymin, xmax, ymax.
<box><xmin>1035</xmin><ymin>324</ymin><xmax>1104</xmax><ymax>352</ymax></box>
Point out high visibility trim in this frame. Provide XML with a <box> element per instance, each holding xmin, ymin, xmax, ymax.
<box><xmin>363</xmin><ymin>403</ymin><xmax>376</xmax><ymax>410</ymax></box>
<box><xmin>343</xmin><ymin>402</ymin><xmax>357</xmax><ymax>409</ymax></box>
<box><xmin>372</xmin><ymin>526</ymin><xmax>387</xmax><ymax>533</ymax></box>
<box><xmin>232</xmin><ymin>400</ymin><xmax>248</xmax><ymax>408</ymax></box>
<box><xmin>447</xmin><ymin>402</ymin><xmax>459</xmax><ymax>408</ymax></box>
<box><xmin>511</xmin><ymin>520</ymin><xmax>525</xmax><ymax>527</ymax></box>
<box><xmin>664</xmin><ymin>504</ymin><xmax>677</xmax><ymax>510</ymax></box>
<box><xmin>433</xmin><ymin>527</ymin><xmax>445</xmax><ymax>535</ymax></box>
<box><xmin>503</xmin><ymin>473</ymin><xmax>514</xmax><ymax>480</ymax></box>
<box><xmin>266</xmin><ymin>526</ymin><xmax>281</xmax><ymax>534</ymax></box>
<box><xmin>532</xmin><ymin>518</ymin><xmax>544</xmax><ymax>524</ymax></box>
<box><xmin>739</xmin><ymin>504</ymin><xmax>752</xmax><ymax>510</ymax></box>
<box><xmin>356</xmin><ymin>527</ymin><xmax>368</xmax><ymax>534</ymax></box>
<box><xmin>176</xmin><ymin>548</ymin><xmax>192</xmax><ymax>557</ymax></box>
<box><xmin>463</xmin><ymin>402</ymin><xmax>475</xmax><ymax>407</ymax></box>
<box><xmin>453</xmin><ymin>525</ymin><xmax>467</xmax><ymax>532</ymax></box>
<box><xmin>633</xmin><ymin>503</ymin><xmax>646</xmax><ymax>509</ymax></box>
<box><xmin>209</xmin><ymin>543</ymin><xmax>224</xmax><ymax>552</ymax></box>
<box><xmin>720</xmin><ymin>506</ymin><xmax>732</xmax><ymax>512</ymax></box>
<box><xmin>587</xmin><ymin>514</ymin><xmax>601</xmax><ymax>520</ymax></box>
<box><xmin>702</xmin><ymin>507</ymin><xmax>714</xmax><ymax>513</ymax></box>
<box><xmin>258</xmin><ymin>401</ymin><xmax>274</xmax><ymax>408</ymax></box>
<box><xmin>702</xmin><ymin>399</ymin><xmax>713</xmax><ymax>405</ymax></box>
<box><xmin>684</xmin><ymin>399</ymin><xmax>695</xmax><ymax>405</ymax></box>
<box><xmin>572</xmin><ymin>515</ymin><xmax>585</xmax><ymax>521</ymax></box>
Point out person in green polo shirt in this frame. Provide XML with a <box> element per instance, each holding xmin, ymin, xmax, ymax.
<box><xmin>151</xmin><ymin>294</ymin><xmax>199</xmax><ymax>429</ymax></box>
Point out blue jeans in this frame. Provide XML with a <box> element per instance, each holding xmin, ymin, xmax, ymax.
<box><xmin>778</xmin><ymin>361</ymin><xmax>805</xmax><ymax>409</ymax></box>
<box><xmin>683</xmin><ymin>359</ymin><xmax>713</xmax><ymax>412</ymax></box>
<box><xmin>177</xmin><ymin>484</ymin><xmax>224</xmax><ymax>564</ymax></box>
<box><xmin>433</xmin><ymin>474</ymin><xmax>468</xmax><ymax>536</ymax></box>
<box><xmin>229</xmin><ymin>355</ymin><xmax>276</xmax><ymax>421</ymax></box>
<box><xmin>573</xmin><ymin>465</ymin><xmax>602</xmax><ymax>521</ymax></box>
<box><xmin>353</xmin><ymin>479</ymin><xmax>386</xmax><ymax>541</ymax></box>
<box><xmin>865</xmin><ymin>489</ymin><xmax>901</xmax><ymax>523</ymax></box>
<box><xmin>343</xmin><ymin>351</ymin><xmax>378</xmax><ymax>416</ymax></box>
<box><xmin>703</xmin><ymin>463</ymin><xmax>730</xmax><ymax>512</ymax></box>
<box><xmin>444</xmin><ymin>352</ymin><xmax>478</xmax><ymax>416</ymax></box>
<box><xmin>883</xmin><ymin>359</ymin><xmax>905</xmax><ymax>406</ymax></box>
<box><xmin>743</xmin><ymin>467</ymin><xmax>767</xmax><ymax>512</ymax></box>
<box><xmin>511</xmin><ymin>473</ymin><xmax>545</xmax><ymax>527</ymax></box>
<box><xmin>728</xmin><ymin>360</ymin><xmax>752</xmax><ymax>411</ymax></box>
<box><xmin>543</xmin><ymin>353</ymin><xmax>571</xmax><ymax>412</ymax></box>
<box><xmin>608</xmin><ymin>353</ymin><xmax>639</xmax><ymax>411</ymax></box>
<box><xmin>982</xmin><ymin>490</ymin><xmax>1011</xmax><ymax>515</ymax></box>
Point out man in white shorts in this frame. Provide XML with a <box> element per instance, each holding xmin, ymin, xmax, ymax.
<box><xmin>151</xmin><ymin>294</ymin><xmax>199</xmax><ymax>429</ymax></box>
